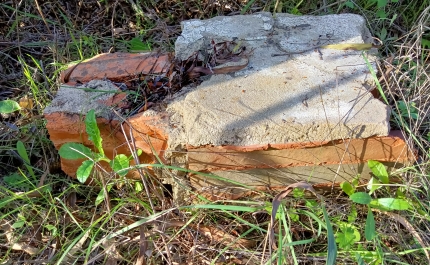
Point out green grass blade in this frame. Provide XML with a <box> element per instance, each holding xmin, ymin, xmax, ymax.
<box><xmin>365</xmin><ymin>207</ymin><xmax>376</xmax><ymax>241</ymax></box>
<box><xmin>85</xmin><ymin>109</ymin><xmax>104</xmax><ymax>156</ymax></box>
<box><xmin>16</xmin><ymin>141</ymin><xmax>36</xmax><ymax>179</ymax></box>
<box><xmin>322</xmin><ymin>205</ymin><xmax>337</xmax><ymax>265</ymax></box>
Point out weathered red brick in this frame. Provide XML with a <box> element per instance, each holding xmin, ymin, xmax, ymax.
<box><xmin>60</xmin><ymin>52</ymin><xmax>172</xmax><ymax>85</ymax></box>
<box><xmin>187</xmin><ymin>131</ymin><xmax>412</xmax><ymax>172</ymax></box>
<box><xmin>45</xmin><ymin>111</ymin><xmax>169</xmax><ymax>179</ymax></box>
<box><xmin>187</xmin><ymin>131</ymin><xmax>414</xmax><ymax>199</ymax></box>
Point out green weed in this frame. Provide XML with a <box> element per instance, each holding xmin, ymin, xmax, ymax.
<box><xmin>58</xmin><ymin>109</ymin><xmax>137</xmax><ymax>183</ymax></box>
<box><xmin>339</xmin><ymin>160</ymin><xmax>415</xmax><ymax>264</ymax></box>
<box><xmin>0</xmin><ymin>100</ymin><xmax>20</xmax><ymax>114</ymax></box>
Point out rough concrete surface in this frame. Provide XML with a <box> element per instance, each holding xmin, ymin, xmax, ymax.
<box><xmin>44</xmin><ymin>80</ymin><xmax>121</xmax><ymax>119</ymax></box>
<box><xmin>169</xmin><ymin>12</ymin><xmax>390</xmax><ymax>147</ymax></box>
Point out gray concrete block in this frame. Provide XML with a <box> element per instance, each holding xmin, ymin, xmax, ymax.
<box><xmin>169</xmin><ymin>13</ymin><xmax>390</xmax><ymax>147</ymax></box>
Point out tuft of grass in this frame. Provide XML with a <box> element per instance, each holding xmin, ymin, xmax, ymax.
<box><xmin>1</xmin><ymin>0</ymin><xmax>430</xmax><ymax>264</ymax></box>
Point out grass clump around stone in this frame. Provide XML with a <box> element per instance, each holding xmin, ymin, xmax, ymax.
<box><xmin>0</xmin><ymin>0</ymin><xmax>429</xmax><ymax>264</ymax></box>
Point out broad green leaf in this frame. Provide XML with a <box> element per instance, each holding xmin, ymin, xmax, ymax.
<box><xmin>422</xmin><ymin>38</ymin><xmax>430</xmax><ymax>49</ymax></box>
<box><xmin>12</xmin><ymin>220</ymin><xmax>26</xmax><ymax>229</ymax></box>
<box><xmin>367</xmin><ymin>177</ymin><xmax>382</xmax><ymax>195</ymax></box>
<box><xmin>95</xmin><ymin>184</ymin><xmax>113</xmax><ymax>206</ymax></box>
<box><xmin>110</xmin><ymin>154</ymin><xmax>130</xmax><ymax>177</ymax></box>
<box><xmin>365</xmin><ymin>208</ymin><xmax>376</xmax><ymax>241</ymax></box>
<box><xmin>375</xmin><ymin>198</ymin><xmax>410</xmax><ymax>210</ymax></box>
<box><xmin>410</xmin><ymin>112</ymin><xmax>419</xmax><ymax>120</ymax></box>
<box><xmin>136</xmin><ymin>149</ymin><xmax>143</xmax><ymax>156</ymax></box>
<box><xmin>341</xmin><ymin>181</ymin><xmax>354</xmax><ymax>196</ymax></box>
<box><xmin>128</xmin><ymin>37</ymin><xmax>151</xmax><ymax>52</ymax></box>
<box><xmin>59</xmin><ymin>143</ymin><xmax>93</xmax><ymax>159</ymax></box>
<box><xmin>77</xmin><ymin>160</ymin><xmax>94</xmax><ymax>183</ymax></box>
<box><xmin>336</xmin><ymin>225</ymin><xmax>358</xmax><ymax>249</ymax></box>
<box><xmin>85</xmin><ymin>109</ymin><xmax>104</xmax><ymax>156</ymax></box>
<box><xmin>345</xmin><ymin>1</ymin><xmax>354</xmax><ymax>8</ymax></box>
<box><xmin>17</xmin><ymin>141</ymin><xmax>35</xmax><ymax>178</ymax></box>
<box><xmin>3</xmin><ymin>172</ymin><xmax>33</xmax><ymax>190</ymax></box>
<box><xmin>398</xmin><ymin>100</ymin><xmax>407</xmax><ymax>110</ymax></box>
<box><xmin>289</xmin><ymin>210</ymin><xmax>299</xmax><ymax>222</ymax></box>
<box><xmin>376</xmin><ymin>9</ymin><xmax>387</xmax><ymax>19</ymax></box>
<box><xmin>377</xmin><ymin>0</ymin><xmax>387</xmax><ymax>8</ymax></box>
<box><xmin>128</xmin><ymin>149</ymin><xmax>143</xmax><ymax>161</ymax></box>
<box><xmin>350</xmin><ymin>192</ymin><xmax>372</xmax><ymax>205</ymax></box>
<box><xmin>368</xmin><ymin>160</ymin><xmax>389</xmax><ymax>184</ymax></box>
<box><xmin>292</xmin><ymin>188</ymin><xmax>305</xmax><ymax>198</ymax></box>
<box><xmin>95</xmin><ymin>189</ymin><xmax>105</xmax><ymax>206</ymax></box>
<box><xmin>398</xmin><ymin>100</ymin><xmax>419</xmax><ymax>119</ymax></box>
<box><xmin>44</xmin><ymin>224</ymin><xmax>58</xmax><ymax>235</ymax></box>
<box><xmin>322</xmin><ymin>205</ymin><xmax>337</xmax><ymax>265</ymax></box>
<box><xmin>305</xmin><ymin>199</ymin><xmax>318</xmax><ymax>208</ymax></box>
<box><xmin>16</xmin><ymin>141</ymin><xmax>30</xmax><ymax>163</ymax></box>
<box><xmin>134</xmin><ymin>181</ymin><xmax>143</xmax><ymax>192</ymax></box>
<box><xmin>0</xmin><ymin>100</ymin><xmax>20</xmax><ymax>113</ymax></box>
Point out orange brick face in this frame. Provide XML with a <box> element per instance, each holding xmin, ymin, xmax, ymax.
<box><xmin>45</xmin><ymin>112</ymin><xmax>168</xmax><ymax>178</ymax></box>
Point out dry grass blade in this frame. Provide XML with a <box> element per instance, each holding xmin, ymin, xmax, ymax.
<box><xmin>135</xmin><ymin>225</ymin><xmax>147</xmax><ymax>265</ymax></box>
<box><xmin>156</xmin><ymin>220</ymin><xmax>256</xmax><ymax>248</ymax></box>
<box><xmin>60</xmin><ymin>230</ymin><xmax>90</xmax><ymax>264</ymax></box>
<box><xmin>269</xmin><ymin>182</ymin><xmax>319</xmax><ymax>250</ymax></box>
<box><xmin>33</xmin><ymin>0</ymin><xmax>51</xmax><ymax>34</ymax></box>
<box><xmin>120</xmin><ymin>120</ymin><xmax>155</xmax><ymax>211</ymax></box>
<box><xmin>102</xmin><ymin>238</ymin><xmax>122</xmax><ymax>265</ymax></box>
<box><xmin>381</xmin><ymin>5</ymin><xmax>430</xmax><ymax>157</ymax></box>
<box><xmin>376</xmin><ymin>210</ymin><xmax>430</xmax><ymax>262</ymax></box>
<box><xmin>0</xmin><ymin>219</ymin><xmax>40</xmax><ymax>255</ymax></box>
<box><xmin>13</xmin><ymin>167</ymin><xmax>50</xmax><ymax>198</ymax></box>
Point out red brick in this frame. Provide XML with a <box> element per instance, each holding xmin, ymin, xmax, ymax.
<box><xmin>187</xmin><ymin>131</ymin><xmax>412</xmax><ymax>172</ymax></box>
<box><xmin>45</xmin><ymin>111</ymin><xmax>169</xmax><ymax>179</ymax></box>
<box><xmin>186</xmin><ymin>131</ymin><xmax>414</xmax><ymax>199</ymax></box>
<box><xmin>60</xmin><ymin>52</ymin><xmax>172</xmax><ymax>85</ymax></box>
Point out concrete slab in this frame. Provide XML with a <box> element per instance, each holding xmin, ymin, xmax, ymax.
<box><xmin>169</xmin><ymin>12</ymin><xmax>390</xmax><ymax>147</ymax></box>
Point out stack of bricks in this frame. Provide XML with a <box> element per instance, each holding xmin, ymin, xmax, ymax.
<box><xmin>45</xmin><ymin>13</ymin><xmax>414</xmax><ymax>200</ymax></box>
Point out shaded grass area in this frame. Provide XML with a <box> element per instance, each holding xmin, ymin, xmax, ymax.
<box><xmin>1</xmin><ymin>0</ymin><xmax>430</xmax><ymax>264</ymax></box>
